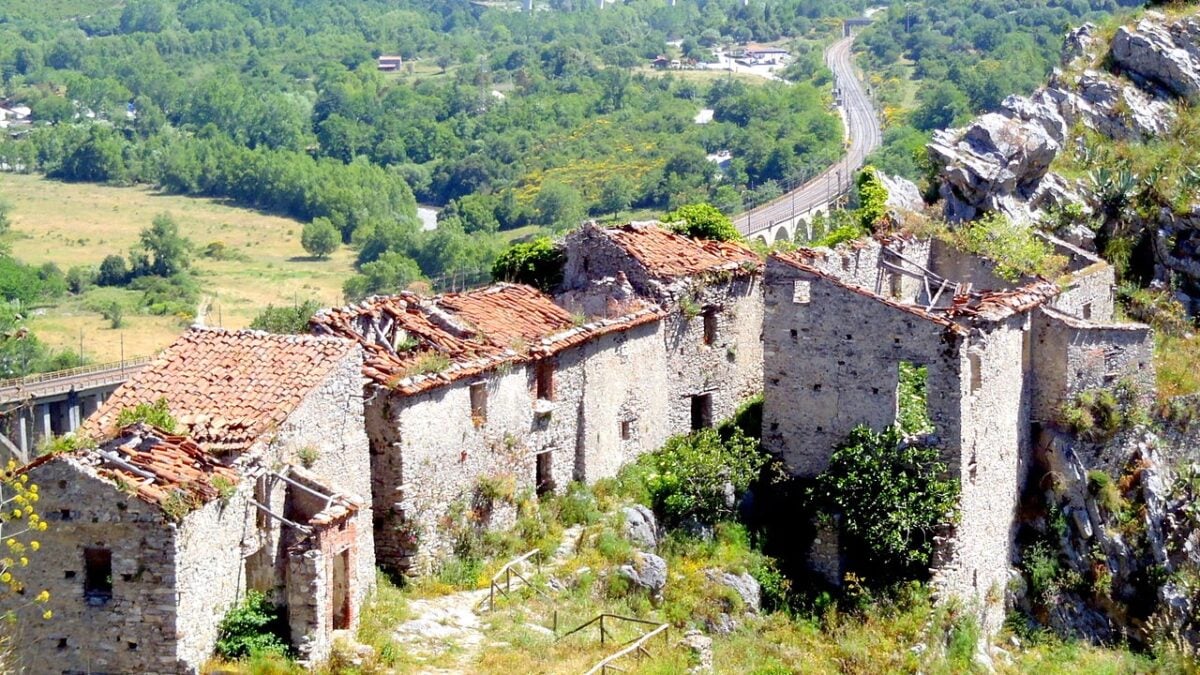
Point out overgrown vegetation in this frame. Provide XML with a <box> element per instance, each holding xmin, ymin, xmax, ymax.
<box><xmin>637</xmin><ymin>427</ymin><xmax>767</xmax><ymax>527</ymax></box>
<box><xmin>809</xmin><ymin>425</ymin><xmax>960</xmax><ymax>584</ymax></box>
<box><xmin>114</xmin><ymin>397</ymin><xmax>177</xmax><ymax>433</ymax></box>
<box><xmin>214</xmin><ymin>591</ymin><xmax>291</xmax><ymax>661</ymax></box>
<box><xmin>1057</xmin><ymin>380</ymin><xmax>1148</xmax><ymax>442</ymax></box>
<box><xmin>490</xmin><ymin>237</ymin><xmax>566</xmax><ymax>293</ymax></box>
<box><xmin>250</xmin><ymin>300</ymin><xmax>322</xmax><ymax>335</ymax></box>
<box><xmin>949</xmin><ymin>213</ymin><xmax>1068</xmax><ymax>282</ymax></box>
<box><xmin>665</xmin><ymin>203</ymin><xmax>742</xmax><ymax>242</ymax></box>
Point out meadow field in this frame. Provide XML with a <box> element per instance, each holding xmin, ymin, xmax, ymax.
<box><xmin>0</xmin><ymin>173</ymin><xmax>356</xmax><ymax>363</ymax></box>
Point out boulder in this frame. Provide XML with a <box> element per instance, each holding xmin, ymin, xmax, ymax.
<box><xmin>1000</xmin><ymin>92</ymin><xmax>1070</xmax><ymax>144</ymax></box>
<box><xmin>1061</xmin><ymin>22</ymin><xmax>1099</xmax><ymax>66</ymax></box>
<box><xmin>622</xmin><ymin>505</ymin><xmax>658</xmax><ymax>551</ymax></box>
<box><xmin>704</xmin><ymin>569</ymin><xmax>761</xmax><ymax>613</ymax></box>
<box><xmin>617</xmin><ymin>552</ymin><xmax>668</xmax><ymax>599</ymax></box>
<box><xmin>678</xmin><ymin>630</ymin><xmax>714</xmax><ymax>674</ymax></box>
<box><xmin>1075</xmin><ymin>72</ymin><xmax>1175</xmax><ymax>140</ymax></box>
<box><xmin>1111</xmin><ymin>14</ymin><xmax>1200</xmax><ymax>101</ymax></box>
<box><xmin>928</xmin><ymin>113</ymin><xmax>1059</xmax><ymax>222</ymax></box>
<box><xmin>878</xmin><ymin>173</ymin><xmax>925</xmax><ymax>214</ymax></box>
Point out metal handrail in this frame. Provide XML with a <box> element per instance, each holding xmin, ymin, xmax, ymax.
<box><xmin>0</xmin><ymin>355</ymin><xmax>154</xmax><ymax>392</ymax></box>
<box><xmin>561</xmin><ymin>615</ymin><xmax>669</xmax><ymax>675</ymax></box>
<box><xmin>479</xmin><ymin>548</ymin><xmax>556</xmax><ymax>625</ymax></box>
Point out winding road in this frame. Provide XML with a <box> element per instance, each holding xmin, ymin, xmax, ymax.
<box><xmin>734</xmin><ymin>33</ymin><xmax>882</xmax><ymax>239</ymax></box>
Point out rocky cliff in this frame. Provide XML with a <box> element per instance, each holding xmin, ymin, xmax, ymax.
<box><xmin>928</xmin><ymin>11</ymin><xmax>1200</xmax><ymax>313</ymax></box>
<box><xmin>925</xmin><ymin>9</ymin><xmax>1200</xmax><ymax>652</ymax></box>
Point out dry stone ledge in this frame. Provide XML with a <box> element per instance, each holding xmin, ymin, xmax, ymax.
<box><xmin>1111</xmin><ymin>13</ymin><xmax>1200</xmax><ymax>100</ymax></box>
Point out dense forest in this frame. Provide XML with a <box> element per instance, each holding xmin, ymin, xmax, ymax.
<box><xmin>0</xmin><ymin>0</ymin><xmax>1156</xmax><ymax>377</ymax></box>
<box><xmin>0</xmin><ymin>0</ymin><xmax>876</xmax><ymax>294</ymax></box>
<box><xmin>858</xmin><ymin>0</ymin><xmax>1146</xmax><ymax>181</ymax></box>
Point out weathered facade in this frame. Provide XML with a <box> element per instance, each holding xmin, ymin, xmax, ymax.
<box><xmin>763</xmin><ymin>233</ymin><xmax>1153</xmax><ymax>631</ymax></box>
<box><xmin>9</xmin><ymin>328</ymin><xmax>374</xmax><ymax>673</ymax></box>
<box><xmin>311</xmin><ymin>222</ymin><xmax>765</xmax><ymax>573</ymax></box>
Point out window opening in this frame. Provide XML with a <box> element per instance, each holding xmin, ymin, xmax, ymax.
<box><xmin>792</xmin><ymin>280</ymin><xmax>811</xmax><ymax>304</ymax></box>
<box><xmin>690</xmin><ymin>394</ymin><xmax>713</xmax><ymax>430</ymax></box>
<box><xmin>896</xmin><ymin>361</ymin><xmax>932</xmax><ymax>434</ymax></box>
<box><xmin>470</xmin><ymin>383</ymin><xmax>488</xmax><ymax>426</ymax></box>
<box><xmin>702</xmin><ymin>309</ymin><xmax>718</xmax><ymax>345</ymax></box>
<box><xmin>535</xmin><ymin>361</ymin><xmax>555</xmax><ymax>401</ymax></box>
<box><xmin>83</xmin><ymin>547</ymin><xmax>113</xmax><ymax>603</ymax></box>
<box><xmin>536</xmin><ymin>452</ymin><xmax>554</xmax><ymax>496</ymax></box>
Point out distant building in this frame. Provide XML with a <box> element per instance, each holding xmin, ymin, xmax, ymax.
<box><xmin>651</xmin><ymin>55</ymin><xmax>671</xmax><ymax>69</ymax></box>
<box><xmin>376</xmin><ymin>55</ymin><xmax>404</xmax><ymax>72</ymax></box>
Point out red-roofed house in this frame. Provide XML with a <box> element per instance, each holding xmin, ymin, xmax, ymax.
<box><xmin>10</xmin><ymin>328</ymin><xmax>374</xmax><ymax>672</ymax></box>
<box><xmin>312</xmin><ymin>283</ymin><xmax>673</xmax><ymax>571</ymax></box>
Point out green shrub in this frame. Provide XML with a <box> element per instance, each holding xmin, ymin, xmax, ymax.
<box><xmin>250</xmin><ymin>300</ymin><xmax>321</xmax><ymax>334</ymax></box>
<box><xmin>490</xmin><ymin>237</ymin><xmax>565</xmax><ymax>292</ymax></box>
<box><xmin>115</xmin><ymin>397</ymin><xmax>177</xmax><ymax>433</ymax></box>
<box><xmin>948</xmin><ymin>213</ymin><xmax>1067</xmax><ymax>282</ymax></box>
<box><xmin>215</xmin><ymin>591</ymin><xmax>291</xmax><ymax>659</ymax></box>
<box><xmin>1022</xmin><ymin>541</ymin><xmax>1064</xmax><ymax>604</ymax></box>
<box><xmin>896</xmin><ymin>362</ymin><xmax>933</xmax><ymax>435</ymax></box>
<box><xmin>810</xmin><ymin>425</ymin><xmax>959</xmax><ymax>583</ymax></box>
<box><xmin>1087</xmin><ymin>470</ymin><xmax>1124</xmax><ymax>516</ymax></box>
<box><xmin>718</xmin><ymin>395</ymin><xmax>763</xmax><ymax>441</ymax></box>
<box><xmin>664</xmin><ymin>203</ymin><xmax>742</xmax><ymax>242</ymax></box>
<box><xmin>640</xmin><ymin>428</ymin><xmax>767</xmax><ymax>527</ymax></box>
<box><xmin>855</xmin><ymin>166</ymin><xmax>890</xmax><ymax>231</ymax></box>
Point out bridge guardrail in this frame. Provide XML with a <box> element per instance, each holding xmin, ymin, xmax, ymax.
<box><xmin>0</xmin><ymin>356</ymin><xmax>154</xmax><ymax>393</ymax></box>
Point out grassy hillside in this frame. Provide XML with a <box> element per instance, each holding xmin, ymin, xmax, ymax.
<box><xmin>0</xmin><ymin>173</ymin><xmax>355</xmax><ymax>363</ymax></box>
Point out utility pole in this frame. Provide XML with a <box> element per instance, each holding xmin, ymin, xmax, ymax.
<box><xmin>78</xmin><ymin>328</ymin><xmax>83</xmax><ymax>364</ymax></box>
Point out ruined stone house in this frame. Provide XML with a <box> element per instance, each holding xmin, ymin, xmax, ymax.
<box><xmin>309</xmin><ymin>221</ymin><xmax>764</xmax><ymax>573</ymax></box>
<box><xmin>762</xmin><ymin>231</ymin><xmax>1153</xmax><ymax>630</ymax></box>
<box><xmin>8</xmin><ymin>328</ymin><xmax>374</xmax><ymax>673</ymax></box>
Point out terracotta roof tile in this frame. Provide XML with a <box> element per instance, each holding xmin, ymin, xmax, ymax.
<box><xmin>603</xmin><ymin>223</ymin><xmax>761</xmax><ymax>279</ymax></box>
<box><xmin>771</xmin><ymin>251</ymin><xmax>1061</xmax><ymax>332</ymax></box>
<box><xmin>310</xmin><ymin>283</ymin><xmax>663</xmax><ymax>392</ymax></box>
<box><xmin>21</xmin><ymin>423</ymin><xmax>239</xmax><ymax>516</ymax></box>
<box><xmin>82</xmin><ymin>328</ymin><xmax>357</xmax><ymax>453</ymax></box>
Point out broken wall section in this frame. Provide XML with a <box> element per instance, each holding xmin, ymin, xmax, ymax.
<box><xmin>1031</xmin><ymin>307</ymin><xmax>1154</xmax><ymax>423</ymax></box>
<box><xmin>762</xmin><ymin>256</ymin><xmax>964</xmax><ymax>476</ymax></box>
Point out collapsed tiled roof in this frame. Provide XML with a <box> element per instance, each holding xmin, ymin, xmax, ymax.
<box><xmin>771</xmin><ymin>251</ymin><xmax>1061</xmax><ymax>333</ymax></box>
<box><xmin>20</xmin><ymin>423</ymin><xmax>238</xmax><ymax>516</ymax></box>
<box><xmin>82</xmin><ymin>328</ymin><xmax>358</xmax><ymax>453</ymax></box>
<box><xmin>310</xmin><ymin>283</ymin><xmax>663</xmax><ymax>393</ymax></box>
<box><xmin>603</xmin><ymin>222</ymin><xmax>761</xmax><ymax>279</ymax></box>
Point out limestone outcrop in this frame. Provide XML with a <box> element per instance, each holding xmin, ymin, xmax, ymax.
<box><xmin>1013</xmin><ymin>428</ymin><xmax>1200</xmax><ymax>647</ymax></box>
<box><xmin>1111</xmin><ymin>14</ymin><xmax>1200</xmax><ymax>100</ymax></box>
<box><xmin>928</xmin><ymin>113</ymin><xmax>1060</xmax><ymax>222</ymax></box>
<box><xmin>928</xmin><ymin>11</ymin><xmax>1200</xmax><ymax>224</ymax></box>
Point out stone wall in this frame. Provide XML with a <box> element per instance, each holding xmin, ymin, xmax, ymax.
<box><xmin>662</xmin><ymin>276</ymin><xmax>764</xmax><ymax>437</ymax></box>
<box><xmin>939</xmin><ymin>316</ymin><xmax>1032</xmax><ymax>633</ymax></box>
<box><xmin>368</xmin><ymin>269</ymin><xmax>765</xmax><ymax>574</ymax></box>
<box><xmin>928</xmin><ymin>238</ymin><xmax>1016</xmax><ymax>291</ymax></box>
<box><xmin>174</xmin><ymin>486</ymin><xmax>255</xmax><ymax>670</ymax></box>
<box><xmin>11</xmin><ymin>460</ymin><xmax>183</xmax><ymax>674</ymax></box>
<box><xmin>266</xmin><ymin>348</ymin><xmax>375</xmax><ymax>623</ymax></box>
<box><xmin>1031</xmin><ymin>307</ymin><xmax>1155</xmax><ymax>422</ymax></box>
<box><xmin>763</xmin><ymin>257</ymin><xmax>964</xmax><ymax>476</ymax></box>
<box><xmin>794</xmin><ymin>237</ymin><xmax>932</xmax><ymax>301</ymax></box>
<box><xmin>370</xmin><ymin>368</ymin><xmax>538</xmax><ymax>573</ymax></box>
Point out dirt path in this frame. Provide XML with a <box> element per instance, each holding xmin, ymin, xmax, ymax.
<box><xmin>389</xmin><ymin>525</ymin><xmax>585</xmax><ymax>674</ymax></box>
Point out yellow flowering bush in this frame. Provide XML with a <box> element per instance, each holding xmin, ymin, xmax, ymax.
<box><xmin>0</xmin><ymin>460</ymin><xmax>51</xmax><ymax>620</ymax></box>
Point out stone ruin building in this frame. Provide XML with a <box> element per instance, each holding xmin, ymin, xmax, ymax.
<box><xmin>762</xmin><ymin>232</ymin><xmax>1154</xmax><ymax>630</ymax></box>
<box><xmin>309</xmin><ymin>221</ymin><xmax>763</xmax><ymax>573</ymax></box>
<box><xmin>1</xmin><ymin>215</ymin><xmax>1159</xmax><ymax>670</ymax></box>
<box><xmin>11</xmin><ymin>328</ymin><xmax>374</xmax><ymax>673</ymax></box>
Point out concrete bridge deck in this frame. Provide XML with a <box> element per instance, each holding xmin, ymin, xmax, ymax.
<box><xmin>734</xmin><ymin>30</ymin><xmax>882</xmax><ymax>244</ymax></box>
<box><xmin>0</xmin><ymin>357</ymin><xmax>152</xmax><ymax>463</ymax></box>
